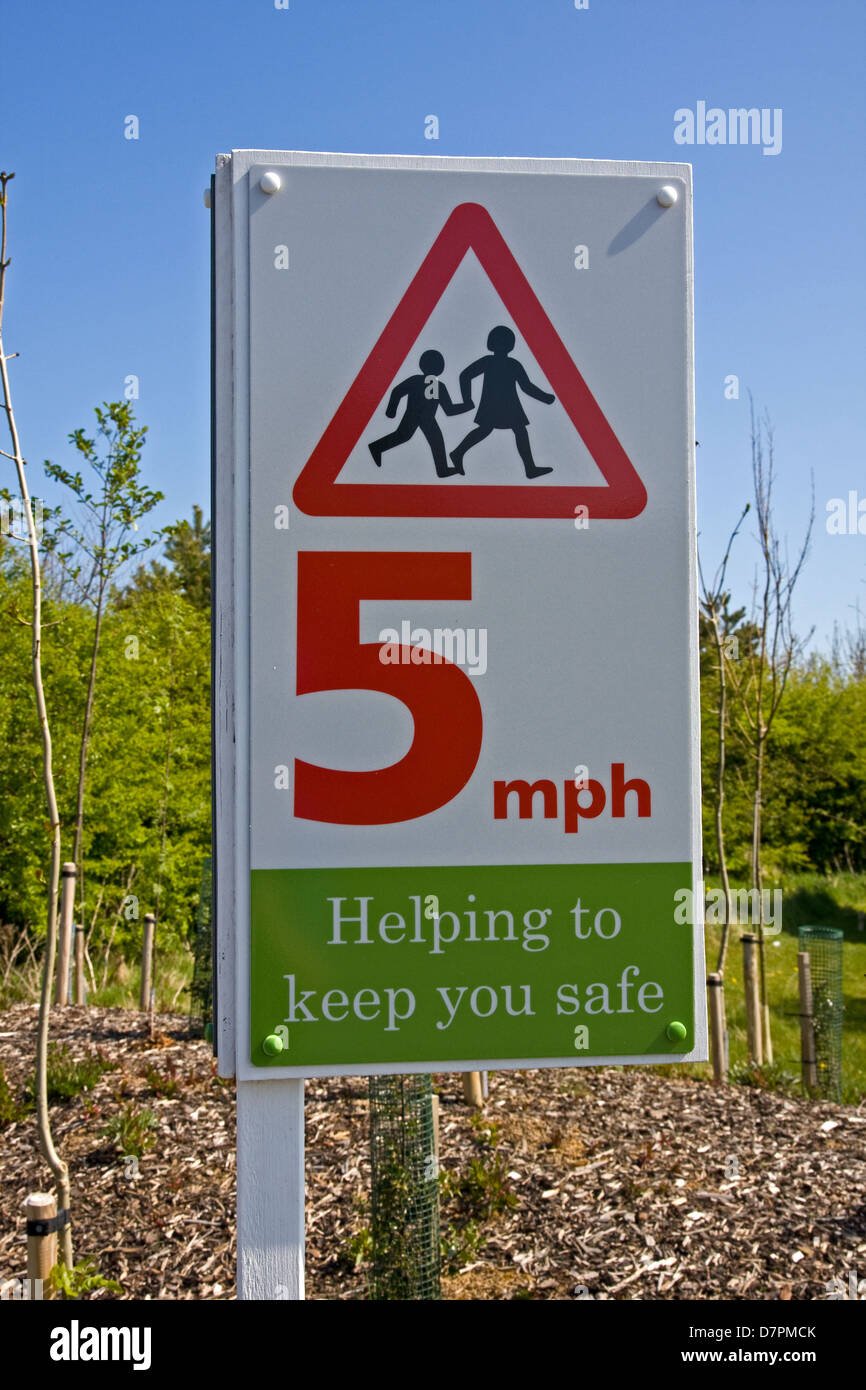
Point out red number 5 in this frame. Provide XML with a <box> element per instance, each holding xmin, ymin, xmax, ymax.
<box><xmin>294</xmin><ymin>552</ymin><xmax>483</xmax><ymax>825</ymax></box>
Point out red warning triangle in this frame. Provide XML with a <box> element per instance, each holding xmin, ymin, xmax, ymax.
<box><xmin>292</xmin><ymin>202</ymin><xmax>647</xmax><ymax>520</ymax></box>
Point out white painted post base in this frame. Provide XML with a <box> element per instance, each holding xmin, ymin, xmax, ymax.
<box><xmin>237</xmin><ymin>1078</ymin><xmax>305</xmax><ymax>1300</ymax></box>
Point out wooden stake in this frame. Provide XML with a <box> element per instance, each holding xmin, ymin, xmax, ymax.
<box><xmin>428</xmin><ymin>1090</ymin><xmax>441</xmax><ymax>1275</ymax></box>
<box><xmin>462</xmin><ymin>1071</ymin><xmax>483</xmax><ymax>1108</ymax></box>
<box><xmin>23</xmin><ymin>1192</ymin><xmax>57</xmax><ymax>1299</ymax></box>
<box><xmin>140</xmin><ymin>913</ymin><xmax>156</xmax><ymax>1011</ymax></box>
<box><xmin>741</xmin><ymin>934</ymin><xmax>763</xmax><ymax>1065</ymax></box>
<box><xmin>430</xmin><ymin>1093</ymin><xmax>440</xmax><ymax>1163</ymax></box>
<box><xmin>54</xmin><ymin>863</ymin><xmax>76</xmax><ymax>1006</ymax></box>
<box><xmin>798</xmin><ymin>950</ymin><xmax>818</xmax><ymax>1093</ymax></box>
<box><xmin>73</xmin><ymin>925</ymin><xmax>86</xmax><ymax>1006</ymax></box>
<box><xmin>762</xmin><ymin>1001</ymin><xmax>774</xmax><ymax>1066</ymax></box>
<box><xmin>707</xmin><ymin>972</ymin><xmax>727</xmax><ymax>1084</ymax></box>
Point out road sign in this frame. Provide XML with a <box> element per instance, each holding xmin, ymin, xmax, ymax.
<box><xmin>293</xmin><ymin>201</ymin><xmax>646</xmax><ymax>519</ymax></box>
<box><xmin>213</xmin><ymin>151</ymin><xmax>706</xmax><ymax>1088</ymax></box>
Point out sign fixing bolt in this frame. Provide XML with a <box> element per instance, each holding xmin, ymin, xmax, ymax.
<box><xmin>260</xmin><ymin>171</ymin><xmax>282</xmax><ymax>195</ymax></box>
<box><xmin>657</xmin><ymin>185</ymin><xmax>678</xmax><ymax>208</ymax></box>
<box><xmin>666</xmin><ymin>1020</ymin><xmax>687</xmax><ymax>1042</ymax></box>
<box><xmin>262</xmin><ymin>1033</ymin><xmax>284</xmax><ymax>1056</ymax></box>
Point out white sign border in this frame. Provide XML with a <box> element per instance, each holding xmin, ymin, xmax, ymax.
<box><xmin>213</xmin><ymin>149</ymin><xmax>706</xmax><ymax>1082</ymax></box>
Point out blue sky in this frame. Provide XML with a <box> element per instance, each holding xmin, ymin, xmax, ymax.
<box><xmin>2</xmin><ymin>0</ymin><xmax>864</xmax><ymax>648</ymax></box>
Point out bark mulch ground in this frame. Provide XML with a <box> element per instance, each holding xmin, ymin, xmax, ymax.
<box><xmin>1</xmin><ymin>1004</ymin><xmax>864</xmax><ymax>1300</ymax></box>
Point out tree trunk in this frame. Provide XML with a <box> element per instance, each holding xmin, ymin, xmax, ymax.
<box><xmin>0</xmin><ymin>174</ymin><xmax>73</xmax><ymax>1265</ymax></box>
<box><xmin>71</xmin><ymin>591</ymin><xmax>106</xmax><ymax>930</ymax></box>
<box><xmin>751</xmin><ymin>730</ymin><xmax>773</xmax><ymax>1062</ymax></box>
<box><xmin>713</xmin><ymin>614</ymin><xmax>734</xmax><ymax>975</ymax></box>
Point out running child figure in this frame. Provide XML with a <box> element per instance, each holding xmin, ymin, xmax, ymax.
<box><xmin>368</xmin><ymin>349</ymin><xmax>471</xmax><ymax>478</ymax></box>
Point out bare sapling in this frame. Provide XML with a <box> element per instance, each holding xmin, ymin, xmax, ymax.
<box><xmin>698</xmin><ymin>502</ymin><xmax>749</xmax><ymax>977</ymax></box>
<box><xmin>727</xmin><ymin>400</ymin><xmax>814</xmax><ymax>1061</ymax></box>
<box><xmin>0</xmin><ymin>171</ymin><xmax>73</xmax><ymax>1265</ymax></box>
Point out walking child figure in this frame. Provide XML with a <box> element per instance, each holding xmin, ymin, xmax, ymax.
<box><xmin>368</xmin><ymin>350</ymin><xmax>471</xmax><ymax>478</ymax></box>
<box><xmin>450</xmin><ymin>325</ymin><xmax>556</xmax><ymax>478</ymax></box>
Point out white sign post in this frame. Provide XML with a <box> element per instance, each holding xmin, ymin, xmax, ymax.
<box><xmin>212</xmin><ymin>150</ymin><xmax>704</xmax><ymax>1300</ymax></box>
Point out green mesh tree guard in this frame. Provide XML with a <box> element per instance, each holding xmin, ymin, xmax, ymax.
<box><xmin>368</xmin><ymin>1074</ymin><xmax>440</xmax><ymax>1300</ymax></box>
<box><xmin>189</xmin><ymin>857</ymin><xmax>213</xmax><ymax>1036</ymax></box>
<box><xmin>799</xmin><ymin>925</ymin><xmax>843</xmax><ymax>1100</ymax></box>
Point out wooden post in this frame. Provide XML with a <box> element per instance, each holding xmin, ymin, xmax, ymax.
<box><xmin>54</xmin><ymin>862</ymin><xmax>76</xmax><ymax>1005</ymax></box>
<box><xmin>762</xmin><ymin>1001</ymin><xmax>774</xmax><ymax>1066</ymax></box>
<box><xmin>760</xmin><ymin>919</ymin><xmax>774</xmax><ymax>1066</ymax></box>
<box><xmin>23</xmin><ymin>1193</ymin><xmax>57</xmax><ymax>1299</ymax></box>
<box><xmin>237</xmin><ymin>1079</ymin><xmax>305</xmax><ymax>1299</ymax></box>
<box><xmin>462</xmin><ymin>1071</ymin><xmax>483</xmax><ymax>1108</ymax></box>
<box><xmin>741</xmin><ymin>934</ymin><xmax>763</xmax><ymax>1065</ymax></box>
<box><xmin>428</xmin><ymin>1090</ymin><xmax>441</xmax><ymax>1274</ymax></box>
<box><xmin>73</xmin><ymin>925</ymin><xmax>86</xmax><ymax>1005</ymax></box>
<box><xmin>140</xmin><ymin>913</ymin><xmax>155</xmax><ymax>1011</ymax></box>
<box><xmin>798</xmin><ymin>950</ymin><xmax>818</xmax><ymax>1093</ymax></box>
<box><xmin>707</xmin><ymin>972</ymin><xmax>727</xmax><ymax>1084</ymax></box>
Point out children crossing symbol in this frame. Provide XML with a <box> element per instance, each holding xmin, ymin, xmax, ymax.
<box><xmin>292</xmin><ymin>202</ymin><xmax>648</xmax><ymax>520</ymax></box>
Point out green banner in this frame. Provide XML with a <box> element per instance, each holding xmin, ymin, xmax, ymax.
<box><xmin>250</xmin><ymin>862</ymin><xmax>694</xmax><ymax>1070</ymax></box>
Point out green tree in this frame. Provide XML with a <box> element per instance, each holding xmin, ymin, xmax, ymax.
<box><xmin>85</xmin><ymin>584</ymin><xmax>211</xmax><ymax>972</ymax></box>
<box><xmin>43</xmin><ymin>402</ymin><xmax>165</xmax><ymax>926</ymax></box>
<box><xmin>764</xmin><ymin>659</ymin><xmax>866</xmax><ymax>875</ymax></box>
<box><xmin>131</xmin><ymin>504</ymin><xmax>210</xmax><ymax>612</ymax></box>
<box><xmin>0</xmin><ymin>558</ymin><xmax>211</xmax><ymax>991</ymax></box>
<box><xmin>0</xmin><ymin>559</ymin><xmax>93</xmax><ymax>931</ymax></box>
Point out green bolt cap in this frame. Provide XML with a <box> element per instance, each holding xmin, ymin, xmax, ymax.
<box><xmin>666</xmin><ymin>1021</ymin><xmax>687</xmax><ymax>1043</ymax></box>
<box><xmin>262</xmin><ymin>1033</ymin><xmax>284</xmax><ymax>1057</ymax></box>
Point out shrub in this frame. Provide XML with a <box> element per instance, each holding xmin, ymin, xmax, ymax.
<box><xmin>346</xmin><ymin>1226</ymin><xmax>373</xmax><ymax>1268</ymax></box>
<box><xmin>440</xmin><ymin>1154</ymin><xmax>518</xmax><ymax>1222</ymax></box>
<box><xmin>49</xmin><ymin>1258</ymin><xmax>122</xmax><ymax>1299</ymax></box>
<box><xmin>144</xmin><ymin>1061</ymin><xmax>179</xmax><ymax>1098</ymax></box>
<box><xmin>440</xmin><ymin>1218</ymin><xmax>484</xmax><ymax>1275</ymax></box>
<box><xmin>101</xmin><ymin>1103</ymin><xmax>157</xmax><ymax>1157</ymax></box>
<box><xmin>30</xmin><ymin>1045</ymin><xmax>115</xmax><ymax>1103</ymax></box>
<box><xmin>730</xmin><ymin>1059</ymin><xmax>799</xmax><ymax>1093</ymax></box>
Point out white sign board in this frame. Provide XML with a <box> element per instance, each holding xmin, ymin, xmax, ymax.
<box><xmin>213</xmin><ymin>150</ymin><xmax>706</xmax><ymax>1085</ymax></box>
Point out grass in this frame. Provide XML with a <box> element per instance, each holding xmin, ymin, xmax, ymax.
<box><xmin>89</xmin><ymin>939</ymin><xmax>195</xmax><ymax>1014</ymax></box>
<box><xmin>0</xmin><ymin>937</ymin><xmax>195</xmax><ymax>1014</ymax></box>
<box><xmin>32</xmin><ymin>1043</ymin><xmax>116</xmax><ymax>1103</ymax></box>
<box><xmin>661</xmin><ymin>872</ymin><xmax>866</xmax><ymax>1102</ymax></box>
